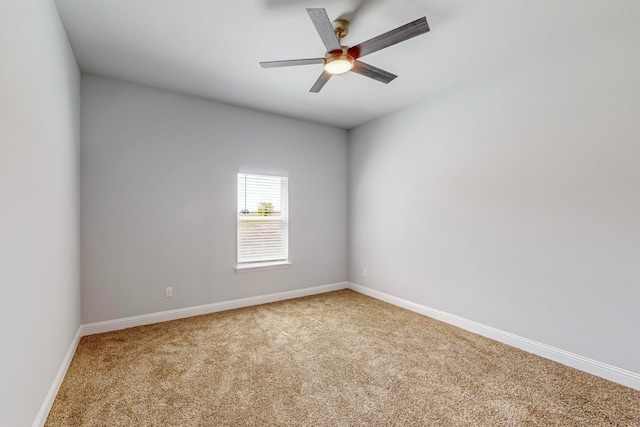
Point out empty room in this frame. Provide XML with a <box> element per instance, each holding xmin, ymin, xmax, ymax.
<box><xmin>2</xmin><ymin>0</ymin><xmax>639</xmax><ymax>425</ymax></box>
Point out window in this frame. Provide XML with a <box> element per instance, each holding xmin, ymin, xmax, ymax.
<box><xmin>237</xmin><ymin>173</ymin><xmax>289</xmax><ymax>269</ymax></box>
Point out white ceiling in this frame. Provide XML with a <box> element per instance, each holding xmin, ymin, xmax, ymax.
<box><xmin>53</xmin><ymin>0</ymin><xmax>631</xmax><ymax>129</ymax></box>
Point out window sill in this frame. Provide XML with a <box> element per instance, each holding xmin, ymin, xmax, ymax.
<box><xmin>235</xmin><ymin>261</ymin><xmax>292</xmax><ymax>273</ymax></box>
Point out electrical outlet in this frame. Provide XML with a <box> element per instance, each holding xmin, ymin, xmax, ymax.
<box><xmin>165</xmin><ymin>287</ymin><xmax>173</xmax><ymax>298</ymax></box>
<box><xmin>362</xmin><ymin>268</ymin><xmax>368</xmax><ymax>277</ymax></box>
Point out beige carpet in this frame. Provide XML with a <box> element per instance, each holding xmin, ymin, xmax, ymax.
<box><xmin>46</xmin><ymin>290</ymin><xmax>640</xmax><ymax>426</ymax></box>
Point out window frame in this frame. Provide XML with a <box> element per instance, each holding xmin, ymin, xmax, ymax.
<box><xmin>235</xmin><ymin>172</ymin><xmax>291</xmax><ymax>272</ymax></box>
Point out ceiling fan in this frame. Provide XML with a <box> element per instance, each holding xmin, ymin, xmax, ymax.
<box><xmin>260</xmin><ymin>8</ymin><xmax>430</xmax><ymax>93</ymax></box>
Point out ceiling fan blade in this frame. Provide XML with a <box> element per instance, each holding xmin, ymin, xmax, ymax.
<box><xmin>310</xmin><ymin>71</ymin><xmax>332</xmax><ymax>93</ymax></box>
<box><xmin>348</xmin><ymin>16</ymin><xmax>429</xmax><ymax>59</ymax></box>
<box><xmin>351</xmin><ymin>60</ymin><xmax>397</xmax><ymax>84</ymax></box>
<box><xmin>307</xmin><ymin>8</ymin><xmax>342</xmax><ymax>53</ymax></box>
<box><xmin>260</xmin><ymin>58</ymin><xmax>324</xmax><ymax>68</ymax></box>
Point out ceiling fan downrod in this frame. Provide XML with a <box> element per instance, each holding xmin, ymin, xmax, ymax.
<box><xmin>332</xmin><ymin>19</ymin><xmax>349</xmax><ymax>44</ymax></box>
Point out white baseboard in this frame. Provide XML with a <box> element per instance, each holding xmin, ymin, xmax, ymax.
<box><xmin>348</xmin><ymin>282</ymin><xmax>640</xmax><ymax>391</ymax></box>
<box><xmin>35</xmin><ymin>280</ymin><xmax>638</xmax><ymax>427</ymax></box>
<box><xmin>32</xmin><ymin>327</ymin><xmax>82</xmax><ymax>427</ymax></box>
<box><xmin>80</xmin><ymin>282</ymin><xmax>349</xmax><ymax>336</ymax></box>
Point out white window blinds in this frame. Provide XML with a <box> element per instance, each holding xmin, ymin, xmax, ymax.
<box><xmin>237</xmin><ymin>173</ymin><xmax>289</xmax><ymax>265</ymax></box>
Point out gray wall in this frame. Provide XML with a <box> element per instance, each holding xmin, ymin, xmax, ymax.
<box><xmin>0</xmin><ymin>0</ymin><xmax>81</xmax><ymax>425</ymax></box>
<box><xmin>349</xmin><ymin>13</ymin><xmax>640</xmax><ymax>373</ymax></box>
<box><xmin>81</xmin><ymin>76</ymin><xmax>348</xmax><ymax>324</ymax></box>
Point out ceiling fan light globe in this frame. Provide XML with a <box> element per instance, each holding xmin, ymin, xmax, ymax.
<box><xmin>324</xmin><ymin>55</ymin><xmax>354</xmax><ymax>75</ymax></box>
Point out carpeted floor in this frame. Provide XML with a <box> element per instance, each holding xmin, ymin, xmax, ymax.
<box><xmin>46</xmin><ymin>289</ymin><xmax>640</xmax><ymax>426</ymax></box>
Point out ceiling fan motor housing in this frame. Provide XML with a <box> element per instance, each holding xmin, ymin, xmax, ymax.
<box><xmin>324</xmin><ymin>47</ymin><xmax>354</xmax><ymax>74</ymax></box>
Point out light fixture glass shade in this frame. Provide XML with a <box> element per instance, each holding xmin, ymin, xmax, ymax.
<box><xmin>324</xmin><ymin>55</ymin><xmax>354</xmax><ymax>75</ymax></box>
